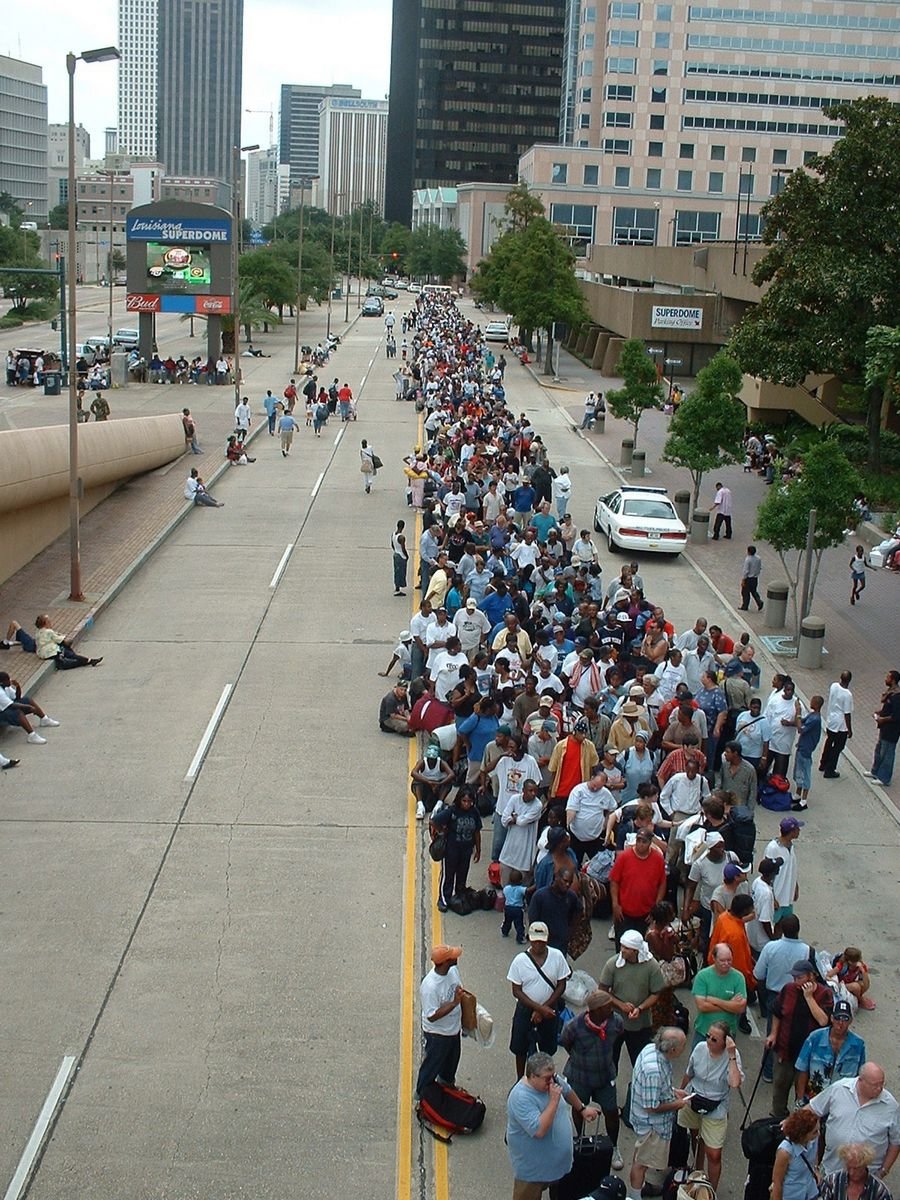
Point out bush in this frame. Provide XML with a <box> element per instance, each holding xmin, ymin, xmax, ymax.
<box><xmin>21</xmin><ymin>301</ymin><xmax>55</xmax><ymax>322</ymax></box>
<box><xmin>0</xmin><ymin>314</ymin><xmax>23</xmax><ymax>329</ymax></box>
<box><xmin>859</xmin><ymin>469</ymin><xmax>900</xmax><ymax>512</ymax></box>
<box><xmin>827</xmin><ymin>423</ymin><xmax>900</xmax><ymax>470</ymax></box>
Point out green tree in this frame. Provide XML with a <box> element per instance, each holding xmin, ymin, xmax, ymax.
<box><xmin>406</xmin><ymin>224</ymin><xmax>467</xmax><ymax>282</ymax></box>
<box><xmin>238</xmin><ymin>247</ymin><xmax>297</xmax><ymax>317</ymax></box>
<box><xmin>864</xmin><ymin>325</ymin><xmax>900</xmax><ymax>433</ymax></box>
<box><xmin>502</xmin><ymin>182</ymin><xmax>544</xmax><ymax>231</ymax></box>
<box><xmin>661</xmin><ymin>352</ymin><xmax>746</xmax><ymax>507</ymax></box>
<box><xmin>755</xmin><ymin>440</ymin><xmax>862</xmax><ymax>636</ymax></box>
<box><xmin>728</xmin><ymin>97</ymin><xmax>900</xmax><ymax>469</ymax></box>
<box><xmin>5</xmin><ymin>270</ymin><xmax>59</xmax><ymax>313</ymax></box>
<box><xmin>48</xmin><ymin>202</ymin><xmax>70</xmax><ymax>230</ymax></box>
<box><xmin>380</xmin><ymin>223</ymin><xmax>411</xmax><ymax>274</ymax></box>
<box><xmin>606</xmin><ymin>339</ymin><xmax>665</xmax><ymax>447</ymax></box>
<box><xmin>0</xmin><ymin>192</ymin><xmax>23</xmax><ymax>227</ymax></box>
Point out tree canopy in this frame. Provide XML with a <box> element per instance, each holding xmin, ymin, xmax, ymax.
<box><xmin>406</xmin><ymin>223</ymin><xmax>467</xmax><ymax>282</ymax></box>
<box><xmin>661</xmin><ymin>352</ymin><xmax>746</xmax><ymax>506</ymax></box>
<box><xmin>728</xmin><ymin>96</ymin><xmax>900</xmax><ymax>466</ymax></box>
<box><xmin>606</xmin><ymin>339</ymin><xmax>665</xmax><ymax>447</ymax></box>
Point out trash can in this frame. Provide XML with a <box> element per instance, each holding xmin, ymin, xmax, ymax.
<box><xmin>797</xmin><ymin>617</ymin><xmax>825</xmax><ymax>669</ymax></box>
<box><xmin>43</xmin><ymin>370</ymin><xmax>61</xmax><ymax>396</ymax></box>
<box><xmin>674</xmin><ymin>490</ymin><xmax>691</xmax><ymax>527</ymax></box>
<box><xmin>763</xmin><ymin>582</ymin><xmax>789</xmax><ymax>629</ymax></box>
<box><xmin>691</xmin><ymin>510</ymin><xmax>710</xmax><ymax>544</ymax></box>
<box><xmin>631</xmin><ymin>450</ymin><xmax>646</xmax><ymax>478</ymax></box>
<box><xmin>620</xmin><ymin>439</ymin><xmax>634</xmax><ymax>469</ymax></box>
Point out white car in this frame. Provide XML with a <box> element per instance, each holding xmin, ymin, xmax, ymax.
<box><xmin>484</xmin><ymin>321</ymin><xmax>510</xmax><ymax>342</ymax></box>
<box><xmin>593</xmin><ymin>485</ymin><xmax>688</xmax><ymax>555</ymax></box>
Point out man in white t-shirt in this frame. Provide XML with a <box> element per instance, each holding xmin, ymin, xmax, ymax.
<box><xmin>432</xmin><ymin>636</ymin><xmax>469</xmax><ymax>702</ymax></box>
<box><xmin>507</xmin><ymin>922</ymin><xmax>572</xmax><ymax>1078</ymax></box>
<box><xmin>424</xmin><ymin>608</ymin><xmax>453</xmax><ymax>678</ymax></box>
<box><xmin>819</xmin><ymin>671</ymin><xmax>854</xmax><ymax>779</ymax></box>
<box><xmin>416</xmin><ymin>944</ymin><xmax>465</xmax><ymax>1097</ymax></box>
<box><xmin>453</xmin><ymin>598</ymin><xmax>490</xmax><ymax>657</ymax></box>
<box><xmin>566</xmin><ymin>766</ymin><xmax>618</xmax><ymax>863</ymax></box>
<box><xmin>746</xmin><ymin>857</ymin><xmax>780</xmax><ymax>953</ymax></box>
<box><xmin>764</xmin><ymin>816</ymin><xmax>802</xmax><ymax>921</ymax></box>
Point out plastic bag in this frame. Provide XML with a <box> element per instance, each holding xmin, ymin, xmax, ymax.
<box><xmin>464</xmin><ymin>1002</ymin><xmax>495</xmax><ymax>1048</ymax></box>
<box><xmin>564</xmin><ymin>969</ymin><xmax>598</xmax><ymax>1009</ymax></box>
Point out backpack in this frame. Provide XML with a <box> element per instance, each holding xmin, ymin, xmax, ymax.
<box><xmin>724</xmin><ymin>805</ymin><xmax>756</xmax><ymax>867</ymax></box>
<box><xmin>758</xmin><ymin>784</ymin><xmax>793</xmax><ymax>812</ymax></box>
<box><xmin>416</xmin><ymin>1081</ymin><xmax>486</xmax><ymax>1142</ymax></box>
<box><xmin>741</xmin><ymin>1116</ymin><xmax>783</xmax><ymax>1163</ymax></box>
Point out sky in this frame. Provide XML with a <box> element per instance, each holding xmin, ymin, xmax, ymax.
<box><xmin>5</xmin><ymin>0</ymin><xmax>392</xmax><ymax>156</ymax></box>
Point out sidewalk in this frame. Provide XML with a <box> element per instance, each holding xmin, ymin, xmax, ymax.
<box><xmin>0</xmin><ymin>299</ymin><xmax>360</xmax><ymax>700</ymax></box>
<box><xmin>526</xmin><ymin>345</ymin><xmax>899</xmax><ymax>814</ymax></box>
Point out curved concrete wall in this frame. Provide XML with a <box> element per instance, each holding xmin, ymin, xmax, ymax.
<box><xmin>0</xmin><ymin>415</ymin><xmax>185</xmax><ymax>585</ymax></box>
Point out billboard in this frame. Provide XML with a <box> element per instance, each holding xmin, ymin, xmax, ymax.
<box><xmin>145</xmin><ymin>242</ymin><xmax>212</xmax><ymax>293</ymax></box>
<box><xmin>126</xmin><ymin>215</ymin><xmax>231</xmax><ymax>243</ymax></box>
<box><xmin>127</xmin><ymin>293</ymin><xmax>231</xmax><ymax>314</ymax></box>
<box><xmin>651</xmin><ymin>305</ymin><xmax>704</xmax><ymax>330</ymax></box>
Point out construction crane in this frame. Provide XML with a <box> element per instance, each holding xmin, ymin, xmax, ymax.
<box><xmin>245</xmin><ymin>106</ymin><xmax>275</xmax><ymax>148</ymax></box>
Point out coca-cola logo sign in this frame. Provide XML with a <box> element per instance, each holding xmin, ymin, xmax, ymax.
<box><xmin>198</xmin><ymin>295</ymin><xmax>231</xmax><ymax>314</ymax></box>
<box><xmin>126</xmin><ymin>293</ymin><xmax>162</xmax><ymax>312</ymax></box>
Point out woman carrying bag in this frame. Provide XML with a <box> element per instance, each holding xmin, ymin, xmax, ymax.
<box><xmin>360</xmin><ymin>439</ymin><xmax>381</xmax><ymax>494</ymax></box>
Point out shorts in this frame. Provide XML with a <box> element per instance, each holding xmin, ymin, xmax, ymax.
<box><xmin>774</xmin><ymin>905</ymin><xmax>794</xmax><ymax>924</ymax></box>
<box><xmin>632</xmin><ymin>1130</ymin><xmax>670</xmax><ymax>1170</ymax></box>
<box><xmin>568</xmin><ymin>1078</ymin><xmax>618</xmax><ymax>1113</ymax></box>
<box><xmin>0</xmin><ymin>707</ymin><xmax>24</xmax><ymax>727</ymax></box>
<box><xmin>793</xmin><ymin>750</ymin><xmax>812</xmax><ymax>791</ymax></box>
<box><xmin>510</xmin><ymin>1001</ymin><xmax>559</xmax><ymax>1057</ymax></box>
<box><xmin>677</xmin><ymin>1106</ymin><xmax>728</xmax><ymax>1149</ymax></box>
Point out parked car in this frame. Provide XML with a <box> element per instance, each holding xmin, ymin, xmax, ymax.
<box><xmin>593</xmin><ymin>485</ymin><xmax>688</xmax><ymax>555</ymax></box>
<box><xmin>484</xmin><ymin>321</ymin><xmax>510</xmax><ymax>342</ymax></box>
<box><xmin>362</xmin><ymin>297</ymin><xmax>384</xmax><ymax>317</ymax></box>
<box><xmin>113</xmin><ymin>327</ymin><xmax>139</xmax><ymax>349</ymax></box>
<box><xmin>84</xmin><ymin>335</ymin><xmax>110</xmax><ymax>354</ymax></box>
<box><xmin>74</xmin><ymin>342</ymin><xmax>97</xmax><ymax>365</ymax></box>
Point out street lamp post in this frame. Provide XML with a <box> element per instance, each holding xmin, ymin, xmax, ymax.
<box><xmin>344</xmin><ymin>207</ymin><xmax>353</xmax><ymax>324</ymax></box>
<box><xmin>326</xmin><ymin>195</ymin><xmax>343</xmax><ymax>339</ymax></box>
<box><xmin>357</xmin><ymin>202</ymin><xmax>365</xmax><ymax>310</ymax></box>
<box><xmin>292</xmin><ymin>175</ymin><xmax>317</xmax><ymax>372</ymax></box>
<box><xmin>66</xmin><ymin>44</ymin><xmax>119</xmax><ymax>603</ymax></box>
<box><xmin>231</xmin><ymin>142</ymin><xmax>259</xmax><ymax>410</ymax></box>
<box><xmin>106</xmin><ymin>169</ymin><xmax>116</xmax><ymax>352</ymax></box>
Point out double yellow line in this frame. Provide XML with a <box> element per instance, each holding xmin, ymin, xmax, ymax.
<box><xmin>396</xmin><ymin>414</ymin><xmax>450</xmax><ymax>1200</ymax></box>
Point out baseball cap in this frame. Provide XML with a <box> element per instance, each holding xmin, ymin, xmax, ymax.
<box><xmin>527</xmin><ymin>921</ymin><xmax>550</xmax><ymax>942</ymax></box>
<box><xmin>400</xmin><ymin>630</ymin><xmax>411</xmax><ymax>640</ymax></box>
<box><xmin>538</xmin><ymin>695</ymin><xmax>554</xmax><ymax>708</ymax></box>
<box><xmin>705</xmin><ymin>832</ymin><xmax>725</xmax><ymax>847</ymax></box>
<box><xmin>574</xmin><ymin>718</ymin><xmax>590</xmax><ymax>734</ymax></box>
<box><xmin>832</xmin><ymin>1000</ymin><xmax>853</xmax><ymax>1021</ymax></box>
<box><xmin>791</xmin><ymin>960</ymin><xmax>817</xmax><ymax>978</ymax></box>
<box><xmin>431</xmin><ymin>945</ymin><xmax>462</xmax><ymax>965</ymax></box>
<box><xmin>465</xmin><ymin>597</ymin><xmax>477</xmax><ymax>609</ymax></box>
<box><xmin>629</xmin><ymin>684</ymin><xmax>645</xmax><ymax>697</ymax></box>
<box><xmin>497</xmin><ymin>724</ymin><xmax>512</xmax><ymax>736</ymax></box>
<box><xmin>780</xmin><ymin>816</ymin><xmax>805</xmax><ymax>833</ymax></box>
<box><xmin>723</xmin><ymin>863</ymin><xmax>745</xmax><ymax>882</ymax></box>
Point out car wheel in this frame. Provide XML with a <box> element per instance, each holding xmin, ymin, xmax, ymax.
<box><xmin>593</xmin><ymin>511</ymin><xmax>601</xmax><ymax>533</ymax></box>
<box><xmin>607</xmin><ymin>528</ymin><xmax>617</xmax><ymax>554</ymax></box>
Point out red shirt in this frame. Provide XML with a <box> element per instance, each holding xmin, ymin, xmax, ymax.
<box><xmin>711</xmin><ymin>632</ymin><xmax>735</xmax><ymax>655</ymax></box>
<box><xmin>608</xmin><ymin>847</ymin><xmax>666</xmax><ymax>918</ymax></box>
<box><xmin>408</xmin><ymin>696</ymin><xmax>454</xmax><ymax>733</ymax></box>
<box><xmin>555</xmin><ymin>737</ymin><xmax>584</xmax><ymax>800</ymax></box>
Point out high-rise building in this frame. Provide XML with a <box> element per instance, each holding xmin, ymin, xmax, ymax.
<box><xmin>157</xmin><ymin>0</ymin><xmax>244</xmax><ymax>185</ymax></box>
<box><xmin>48</xmin><ymin>123</ymin><xmax>91</xmax><ymax>208</ymax></box>
<box><xmin>245</xmin><ymin>146</ymin><xmax>291</xmax><ymax>226</ymax></box>
<box><xmin>0</xmin><ymin>55</ymin><xmax>48</xmax><ymax>220</ymax></box>
<box><xmin>384</xmin><ymin>0</ymin><xmax>566</xmax><ymax>226</ymax></box>
<box><xmin>105</xmin><ymin>127</ymin><xmax>119</xmax><ymax>157</ymax></box>
<box><xmin>117</xmin><ymin>0</ymin><xmax>158</xmax><ymax>158</ymax></box>
<box><xmin>318</xmin><ymin>98</ymin><xmax>388</xmax><ymax>217</ymax></box>
<box><xmin>279</xmin><ymin>83</ymin><xmax>361</xmax><ymax>192</ymax></box>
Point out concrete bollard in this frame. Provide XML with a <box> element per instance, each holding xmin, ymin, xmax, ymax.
<box><xmin>631</xmin><ymin>450</ymin><xmax>646</xmax><ymax>478</ymax></box>
<box><xmin>691</xmin><ymin>509</ymin><xmax>710</xmax><ymax>544</ymax></box>
<box><xmin>620</xmin><ymin>439</ymin><xmax>634</xmax><ymax>469</ymax></box>
<box><xmin>763</xmin><ymin>582</ymin><xmax>790</xmax><ymax>629</ymax></box>
<box><xmin>594</xmin><ymin>411</ymin><xmax>605</xmax><ymax>435</ymax></box>
<box><xmin>674</xmin><ymin>490</ymin><xmax>691</xmax><ymax>527</ymax></box>
<box><xmin>797</xmin><ymin>617</ymin><xmax>826</xmax><ymax>669</ymax></box>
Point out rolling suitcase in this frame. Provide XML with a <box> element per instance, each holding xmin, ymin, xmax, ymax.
<box><xmin>740</xmin><ymin>1054</ymin><xmax>782</xmax><ymax>1200</ymax></box>
<box><xmin>555</xmin><ymin>1116</ymin><xmax>614</xmax><ymax>1200</ymax></box>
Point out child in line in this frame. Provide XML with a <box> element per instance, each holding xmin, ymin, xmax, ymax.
<box><xmin>501</xmin><ymin>868</ymin><xmax>527</xmax><ymax>944</ymax></box>
<box><xmin>792</xmin><ymin>694</ymin><xmax>823</xmax><ymax>812</ymax></box>
<box><xmin>828</xmin><ymin>946</ymin><xmax>875</xmax><ymax>1010</ymax></box>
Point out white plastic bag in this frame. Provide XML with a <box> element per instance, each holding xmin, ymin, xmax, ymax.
<box><xmin>564</xmin><ymin>969</ymin><xmax>598</xmax><ymax>1009</ymax></box>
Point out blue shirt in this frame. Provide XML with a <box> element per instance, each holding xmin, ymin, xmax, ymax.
<box><xmin>263</xmin><ymin>393</ymin><xmax>278</xmax><ymax>415</ymax></box>
<box><xmin>480</xmin><ymin>592</ymin><xmax>513</xmax><ymax>628</ymax></box>
<box><xmin>797</xmin><ymin>712</ymin><xmax>822</xmax><ymax>756</ymax></box>
<box><xmin>776</xmin><ymin>1140</ymin><xmax>820</xmax><ymax>1200</ymax></box>
<box><xmin>512</xmin><ymin>484</ymin><xmax>536</xmax><ymax>513</ymax></box>
<box><xmin>506</xmin><ymin>1077</ymin><xmax>575</xmax><ymax>1183</ymax></box>
<box><xmin>457</xmin><ymin>712</ymin><xmax>500</xmax><ymax>765</ymax></box>
<box><xmin>754</xmin><ymin>936</ymin><xmax>811</xmax><ymax>993</ymax></box>
<box><xmin>503</xmin><ymin>883</ymin><xmax>527</xmax><ymax>909</ymax></box>
<box><xmin>794</xmin><ymin>1027</ymin><xmax>866</xmax><ymax>1095</ymax></box>
<box><xmin>532</xmin><ymin>512</ymin><xmax>557</xmax><ymax>542</ymax></box>
<box><xmin>466</xmin><ymin>569</ymin><xmax>492</xmax><ymax>604</ymax></box>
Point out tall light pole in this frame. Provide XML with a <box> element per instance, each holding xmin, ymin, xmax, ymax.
<box><xmin>292</xmin><ymin>175</ymin><xmax>317</xmax><ymax>372</ymax></box>
<box><xmin>66</xmin><ymin>44</ymin><xmax>119</xmax><ymax>603</ymax></box>
<box><xmin>106</xmin><ymin>168</ymin><xmax>116</xmax><ymax>353</ymax></box>
<box><xmin>326</xmin><ymin>193</ymin><xmax>343</xmax><ymax>339</ymax></box>
<box><xmin>231</xmin><ymin>142</ymin><xmax>259</xmax><ymax>409</ymax></box>
<box><xmin>20</xmin><ymin>202</ymin><xmax>33</xmax><ymax>258</ymax></box>
<box><xmin>357</xmin><ymin>202</ymin><xmax>365</xmax><ymax>309</ymax></box>
<box><xmin>344</xmin><ymin>206</ymin><xmax>353</xmax><ymax>324</ymax></box>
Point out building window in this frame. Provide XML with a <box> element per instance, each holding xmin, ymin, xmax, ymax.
<box><xmin>708</xmin><ymin>171</ymin><xmax>724</xmax><ymax>192</ymax></box>
<box><xmin>651</xmin><ymin>87</ymin><xmax>667</xmax><ymax>103</ymax></box>
<box><xmin>773</xmin><ymin>148</ymin><xmax>788</xmax><ymax>164</ymax></box>
<box><xmin>738</xmin><ymin>173</ymin><xmax>754</xmax><ymax>194</ymax></box>
<box><xmin>677</xmin><ymin>169</ymin><xmax>693</xmax><ymax>190</ymax></box>
<box><xmin>613</xmin><ymin>206</ymin><xmax>658</xmax><ymax>245</ymax></box>
<box><xmin>770</xmin><ymin>173</ymin><xmax>788</xmax><ymax>195</ymax></box>
<box><xmin>552</xmin><ymin>162</ymin><xmax>568</xmax><ymax>184</ymax></box>
<box><xmin>606</xmin><ymin>57</ymin><xmax>637</xmax><ymax>72</ymax></box>
<box><xmin>710</xmin><ymin>144</ymin><xmax>726</xmax><ymax>160</ymax></box>
<box><xmin>657</xmin><ymin>2</ymin><xmax>673</xmax><ymax>17</ymax></box>
<box><xmin>606</xmin><ymin>84</ymin><xmax>635</xmax><ymax>100</ymax></box>
<box><xmin>581</xmin><ymin>87</ymin><xmax>593</xmax><ymax>101</ymax></box>
<box><xmin>609</xmin><ymin>28</ymin><xmax>639</xmax><ymax>45</ymax></box>
<box><xmin>653</xmin><ymin>60</ymin><xmax>669</xmax><ymax>75</ymax></box>
<box><xmin>584</xmin><ymin>164</ymin><xmax>600</xmax><ymax>185</ymax></box>
<box><xmin>738</xmin><ymin>213</ymin><xmax>765</xmax><ymax>241</ymax></box>
<box><xmin>680</xmin><ymin>143</ymin><xmax>694</xmax><ymax>158</ymax></box>
<box><xmin>648</xmin><ymin>140</ymin><xmax>664</xmax><ymax>157</ymax></box>
<box><xmin>605</xmin><ymin>111</ymin><xmax>634</xmax><ymax>127</ymax></box>
<box><xmin>646</xmin><ymin>168</ymin><xmax>662</xmax><ymax>188</ymax></box>
<box><xmin>803</xmin><ymin>150</ymin><xmax>817</xmax><ymax>164</ymax></box>
<box><xmin>674</xmin><ymin>210</ymin><xmax>720</xmax><ymax>245</ymax></box>
<box><xmin>615</xmin><ymin>166</ymin><xmax>631</xmax><ymax>187</ymax></box>
<box><xmin>654</xmin><ymin>31</ymin><xmax>671</xmax><ymax>48</ymax></box>
<box><xmin>650</xmin><ymin>114</ymin><xmax>665</xmax><ymax>129</ymax></box>
<box><xmin>609</xmin><ymin>1</ymin><xmax>640</xmax><ymax>15</ymax></box>
<box><xmin>602</xmin><ymin>138</ymin><xmax>633</xmax><ymax>153</ymax></box>
<box><xmin>583</xmin><ymin>5</ymin><xmax>597</xmax><ymax>19</ymax></box>
<box><xmin>582</xmin><ymin>32</ymin><xmax>595</xmax><ymax>48</ymax></box>
<box><xmin>580</xmin><ymin>114</ymin><xmax>591</xmax><ymax>128</ymax></box>
<box><xmin>550</xmin><ymin>202</ymin><xmax>596</xmax><ymax>252</ymax></box>
<box><xmin>741</xmin><ymin>147</ymin><xmax>756</xmax><ymax>162</ymax></box>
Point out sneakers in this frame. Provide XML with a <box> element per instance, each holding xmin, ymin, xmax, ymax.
<box><xmin>415</xmin><ymin>801</ymin><xmax>426</xmax><ymax>820</ymax></box>
<box><xmin>863</xmin><ymin>770</ymin><xmax>876</xmax><ymax>779</ymax></box>
<box><xmin>607</xmin><ymin>924</ymin><xmax>616</xmax><ymax>941</ymax></box>
<box><xmin>611</xmin><ymin>1148</ymin><xmax>624</xmax><ymax>1172</ymax></box>
<box><xmin>39</xmin><ymin>716</ymin><xmax>60</xmax><ymax>727</ymax></box>
<box><xmin>1</xmin><ymin>758</ymin><xmax>20</xmax><ymax>770</ymax></box>
<box><xmin>792</xmin><ymin>800</ymin><xmax>808</xmax><ymax>811</ymax></box>
<box><xmin>26</xmin><ymin>732</ymin><xmax>47</xmax><ymax>744</ymax></box>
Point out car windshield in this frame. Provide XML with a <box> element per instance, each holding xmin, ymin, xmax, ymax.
<box><xmin>622</xmin><ymin>499</ymin><xmax>675</xmax><ymax>520</ymax></box>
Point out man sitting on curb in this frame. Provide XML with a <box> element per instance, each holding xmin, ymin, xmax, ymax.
<box><xmin>0</xmin><ymin>671</ymin><xmax>60</xmax><ymax>745</ymax></box>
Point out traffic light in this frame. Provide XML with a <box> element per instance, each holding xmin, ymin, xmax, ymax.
<box><xmin>391</xmin><ymin>251</ymin><xmax>399</xmax><ymax>260</ymax></box>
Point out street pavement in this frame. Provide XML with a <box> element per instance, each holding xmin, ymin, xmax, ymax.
<box><xmin>0</xmin><ymin>296</ymin><xmax>898</xmax><ymax>1200</ymax></box>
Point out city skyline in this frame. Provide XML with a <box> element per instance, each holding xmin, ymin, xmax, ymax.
<box><xmin>5</xmin><ymin>0</ymin><xmax>391</xmax><ymax>166</ymax></box>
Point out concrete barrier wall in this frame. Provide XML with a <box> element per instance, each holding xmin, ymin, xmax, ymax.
<box><xmin>0</xmin><ymin>415</ymin><xmax>185</xmax><ymax>584</ymax></box>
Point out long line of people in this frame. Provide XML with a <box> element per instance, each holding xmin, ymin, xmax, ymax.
<box><xmin>378</xmin><ymin>295</ymin><xmax>895</xmax><ymax>1199</ymax></box>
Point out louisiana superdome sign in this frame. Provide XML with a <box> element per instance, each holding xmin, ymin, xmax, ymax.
<box><xmin>125</xmin><ymin>216</ymin><xmax>231</xmax><ymax>243</ymax></box>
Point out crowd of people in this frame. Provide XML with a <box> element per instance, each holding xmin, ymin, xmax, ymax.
<box><xmin>376</xmin><ymin>294</ymin><xmax>898</xmax><ymax>1199</ymax></box>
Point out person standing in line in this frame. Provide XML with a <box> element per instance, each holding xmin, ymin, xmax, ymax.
<box><xmin>740</xmin><ymin>545</ymin><xmax>764</xmax><ymax>610</ymax></box>
<box><xmin>416</xmin><ymin>944</ymin><xmax>465</xmax><ymax>1097</ymax></box>
<box><xmin>580</xmin><ymin>391</ymin><xmax>598</xmax><ymax>430</ymax></box>
<box><xmin>866</xmin><ymin>669</ymin><xmax>900</xmax><ymax>786</ymax></box>
<box><xmin>819</xmin><ymin>671</ymin><xmax>854</xmax><ymax>779</ymax></box>
<box><xmin>792</xmin><ymin>695</ymin><xmax>823</xmax><ymax>811</ymax></box>
<box><xmin>551</xmin><ymin>467</ymin><xmax>572</xmax><ymax>520</ymax></box>
<box><xmin>627</xmin><ymin>1027</ymin><xmax>690</xmax><ymax>1200</ymax></box>
<box><xmin>769</xmin><ymin>1107</ymin><xmax>821</xmax><ymax>1200</ymax></box>
<box><xmin>89</xmin><ymin>392</ymin><xmax>110</xmax><ymax>421</ymax></box>
<box><xmin>392</xmin><ymin>519</ymin><xmax>409</xmax><ymax>597</ymax></box>
<box><xmin>709</xmin><ymin>482</ymin><xmax>733</xmax><ymax>540</ymax></box>
<box><xmin>677</xmin><ymin>1019</ymin><xmax>744</xmax><ymax>1190</ymax></box>
<box><xmin>278</xmin><ymin>407</ymin><xmax>299</xmax><ymax>457</ymax></box>
<box><xmin>765</xmin><ymin>677</ymin><xmax>802</xmax><ymax>778</ymax></box>
<box><xmin>181</xmin><ymin>408</ymin><xmax>202</xmax><ymax>454</ymax></box>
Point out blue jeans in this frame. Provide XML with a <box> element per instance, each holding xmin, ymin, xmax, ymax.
<box><xmin>873</xmin><ymin>738</ymin><xmax>896</xmax><ymax>784</ymax></box>
<box><xmin>393</xmin><ymin>553</ymin><xmax>408</xmax><ymax>591</ymax></box>
<box><xmin>267</xmin><ymin>411</ymin><xmax>276</xmax><ymax>434</ymax></box>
